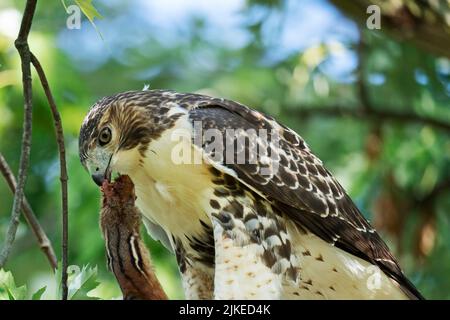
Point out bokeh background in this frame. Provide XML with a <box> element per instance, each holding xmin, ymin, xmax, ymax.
<box><xmin>0</xmin><ymin>0</ymin><xmax>449</xmax><ymax>299</ymax></box>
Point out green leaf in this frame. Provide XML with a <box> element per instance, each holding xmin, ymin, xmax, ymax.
<box><xmin>67</xmin><ymin>265</ymin><xmax>100</xmax><ymax>300</ymax></box>
<box><xmin>52</xmin><ymin>263</ymin><xmax>101</xmax><ymax>299</ymax></box>
<box><xmin>31</xmin><ymin>286</ymin><xmax>47</xmax><ymax>300</ymax></box>
<box><xmin>74</xmin><ymin>0</ymin><xmax>103</xmax><ymax>24</ymax></box>
<box><xmin>75</xmin><ymin>0</ymin><xmax>103</xmax><ymax>39</ymax></box>
<box><xmin>6</xmin><ymin>287</ymin><xmax>15</xmax><ymax>300</ymax></box>
<box><xmin>61</xmin><ymin>0</ymin><xmax>103</xmax><ymax>39</ymax></box>
<box><xmin>0</xmin><ymin>269</ymin><xmax>27</xmax><ymax>300</ymax></box>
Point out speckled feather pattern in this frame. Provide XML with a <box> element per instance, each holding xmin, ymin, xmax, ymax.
<box><xmin>79</xmin><ymin>89</ymin><xmax>423</xmax><ymax>300</ymax></box>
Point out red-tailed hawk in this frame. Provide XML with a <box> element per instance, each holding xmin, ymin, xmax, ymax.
<box><xmin>79</xmin><ymin>89</ymin><xmax>423</xmax><ymax>300</ymax></box>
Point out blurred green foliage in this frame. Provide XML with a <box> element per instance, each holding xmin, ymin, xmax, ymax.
<box><xmin>0</xmin><ymin>0</ymin><xmax>449</xmax><ymax>299</ymax></box>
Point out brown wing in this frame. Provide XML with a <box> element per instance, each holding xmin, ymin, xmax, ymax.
<box><xmin>188</xmin><ymin>98</ymin><xmax>423</xmax><ymax>300</ymax></box>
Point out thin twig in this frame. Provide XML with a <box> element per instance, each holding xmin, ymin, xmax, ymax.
<box><xmin>0</xmin><ymin>153</ymin><xmax>57</xmax><ymax>269</ymax></box>
<box><xmin>30</xmin><ymin>53</ymin><xmax>69</xmax><ymax>300</ymax></box>
<box><xmin>286</xmin><ymin>105</ymin><xmax>450</xmax><ymax>133</ymax></box>
<box><xmin>0</xmin><ymin>0</ymin><xmax>37</xmax><ymax>268</ymax></box>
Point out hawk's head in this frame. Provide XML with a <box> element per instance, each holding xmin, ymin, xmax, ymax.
<box><xmin>79</xmin><ymin>90</ymin><xmax>179</xmax><ymax>186</ymax></box>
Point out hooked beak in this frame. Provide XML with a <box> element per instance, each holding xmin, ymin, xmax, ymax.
<box><xmin>91</xmin><ymin>156</ymin><xmax>112</xmax><ymax>186</ymax></box>
<box><xmin>91</xmin><ymin>168</ymin><xmax>112</xmax><ymax>186</ymax></box>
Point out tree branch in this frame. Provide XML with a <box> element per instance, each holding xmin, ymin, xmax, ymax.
<box><xmin>0</xmin><ymin>0</ymin><xmax>69</xmax><ymax>300</ymax></box>
<box><xmin>0</xmin><ymin>0</ymin><xmax>37</xmax><ymax>268</ymax></box>
<box><xmin>286</xmin><ymin>105</ymin><xmax>450</xmax><ymax>133</ymax></box>
<box><xmin>30</xmin><ymin>53</ymin><xmax>69</xmax><ymax>300</ymax></box>
<box><xmin>0</xmin><ymin>153</ymin><xmax>57</xmax><ymax>269</ymax></box>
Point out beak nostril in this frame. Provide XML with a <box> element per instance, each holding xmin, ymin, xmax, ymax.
<box><xmin>95</xmin><ymin>167</ymin><xmax>99</xmax><ymax>172</ymax></box>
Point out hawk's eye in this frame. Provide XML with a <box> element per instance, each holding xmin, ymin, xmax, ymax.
<box><xmin>98</xmin><ymin>127</ymin><xmax>112</xmax><ymax>146</ymax></box>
